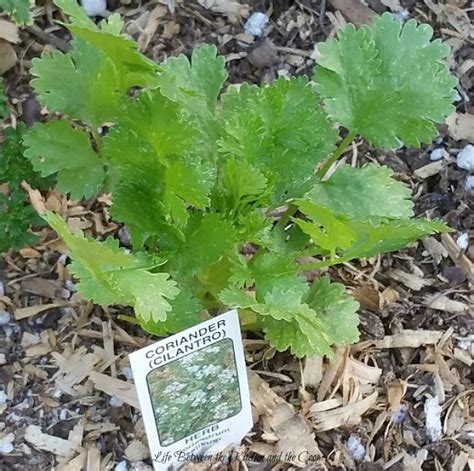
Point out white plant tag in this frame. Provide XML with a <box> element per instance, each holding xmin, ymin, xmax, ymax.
<box><xmin>129</xmin><ymin>310</ymin><xmax>252</xmax><ymax>470</ymax></box>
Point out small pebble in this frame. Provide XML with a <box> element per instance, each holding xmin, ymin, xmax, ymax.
<box><xmin>465</xmin><ymin>175</ymin><xmax>474</xmax><ymax>191</ymax></box>
<box><xmin>110</xmin><ymin>395</ymin><xmax>124</xmax><ymax>408</ymax></box>
<box><xmin>0</xmin><ymin>391</ymin><xmax>8</xmax><ymax>406</ymax></box>
<box><xmin>0</xmin><ymin>311</ymin><xmax>10</xmax><ymax>326</ymax></box>
<box><xmin>59</xmin><ymin>409</ymin><xmax>68</xmax><ymax>421</ymax></box>
<box><xmin>118</xmin><ymin>226</ymin><xmax>132</xmax><ymax>247</ymax></box>
<box><xmin>429</xmin><ymin>148</ymin><xmax>445</xmax><ymax>161</ymax></box>
<box><xmin>456</xmin><ymin>144</ymin><xmax>474</xmax><ymax>172</ymax></box>
<box><xmin>244</xmin><ymin>12</ymin><xmax>269</xmax><ymax>37</ymax></box>
<box><xmin>424</xmin><ymin>395</ymin><xmax>442</xmax><ymax>442</ymax></box>
<box><xmin>0</xmin><ymin>434</ymin><xmax>14</xmax><ymax>454</ymax></box>
<box><xmin>57</xmin><ymin>254</ymin><xmax>68</xmax><ymax>266</ymax></box>
<box><xmin>392</xmin><ymin>404</ymin><xmax>408</xmax><ymax>423</ymax></box>
<box><xmin>65</xmin><ymin>280</ymin><xmax>76</xmax><ymax>293</ymax></box>
<box><xmin>131</xmin><ymin>463</ymin><xmax>153</xmax><ymax>471</ymax></box>
<box><xmin>456</xmin><ymin>232</ymin><xmax>469</xmax><ymax>251</ymax></box>
<box><xmin>81</xmin><ymin>0</ymin><xmax>106</xmax><ymax>16</ymax></box>
<box><xmin>457</xmin><ymin>338</ymin><xmax>471</xmax><ymax>350</ymax></box>
<box><xmin>393</xmin><ymin>9</ymin><xmax>410</xmax><ymax>20</ymax></box>
<box><xmin>115</xmin><ymin>461</ymin><xmax>128</xmax><ymax>471</ymax></box>
<box><xmin>122</xmin><ymin>366</ymin><xmax>133</xmax><ymax>381</ymax></box>
<box><xmin>347</xmin><ymin>435</ymin><xmax>365</xmax><ymax>460</ymax></box>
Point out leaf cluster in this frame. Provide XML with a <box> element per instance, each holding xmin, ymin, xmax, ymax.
<box><xmin>0</xmin><ymin>0</ymin><xmax>33</xmax><ymax>24</ymax></box>
<box><xmin>0</xmin><ymin>125</ymin><xmax>53</xmax><ymax>252</ymax></box>
<box><xmin>23</xmin><ymin>3</ymin><xmax>457</xmax><ymax>357</ymax></box>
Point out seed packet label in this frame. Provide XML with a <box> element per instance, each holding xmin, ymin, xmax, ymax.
<box><xmin>129</xmin><ymin>310</ymin><xmax>252</xmax><ymax>470</ymax></box>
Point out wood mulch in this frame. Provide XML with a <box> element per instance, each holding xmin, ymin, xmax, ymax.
<box><xmin>0</xmin><ymin>0</ymin><xmax>473</xmax><ymax>470</ymax></box>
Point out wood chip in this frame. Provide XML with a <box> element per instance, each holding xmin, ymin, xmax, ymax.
<box><xmin>303</xmin><ymin>356</ymin><xmax>323</xmax><ymax>388</ymax></box>
<box><xmin>52</xmin><ymin>346</ymin><xmax>102</xmax><ymax>395</ymax></box>
<box><xmin>387</xmin><ymin>269</ymin><xmax>434</xmax><ymax>291</ymax></box>
<box><xmin>249</xmin><ymin>370</ymin><xmax>325</xmax><ymax>468</ymax></box>
<box><xmin>102</xmin><ymin>321</ymin><xmax>116</xmax><ymax>377</ymax></box>
<box><xmin>423</xmin><ymin>237</ymin><xmax>448</xmax><ymax>264</ymax></box>
<box><xmin>441</xmin><ymin>233</ymin><xmax>474</xmax><ymax>283</ymax></box>
<box><xmin>312</xmin><ymin>391</ymin><xmax>378</xmax><ymax>432</ymax></box>
<box><xmin>371</xmin><ymin>330</ymin><xmax>444</xmax><ymax>349</ymax></box>
<box><xmin>352</xmin><ymin>283</ymin><xmax>382</xmax><ymax>311</ymax></box>
<box><xmin>328</xmin><ymin>0</ymin><xmax>375</xmax><ymax>26</ymax></box>
<box><xmin>446</xmin><ymin>112</ymin><xmax>474</xmax><ymax>142</ymax></box>
<box><xmin>423</xmin><ymin>294</ymin><xmax>468</xmax><ymax>313</ymax></box>
<box><xmin>68</xmin><ymin>420</ymin><xmax>85</xmax><ymax>448</ymax></box>
<box><xmin>0</xmin><ymin>20</ymin><xmax>20</xmax><ymax>43</ymax></box>
<box><xmin>25</xmin><ymin>343</ymin><xmax>52</xmax><ymax>357</ymax></box>
<box><xmin>24</xmin><ymin>425</ymin><xmax>78</xmax><ymax>458</ymax></box>
<box><xmin>89</xmin><ymin>371</ymin><xmax>140</xmax><ymax>409</ymax></box>
<box><xmin>137</xmin><ymin>5</ymin><xmax>167</xmax><ymax>51</ymax></box>
<box><xmin>14</xmin><ymin>301</ymin><xmax>69</xmax><ymax>320</ymax></box>
<box><xmin>21</xmin><ymin>278</ymin><xmax>63</xmax><ymax>299</ymax></box>
<box><xmin>22</xmin><ymin>181</ymin><xmax>47</xmax><ymax>214</ymax></box>
<box><xmin>0</xmin><ymin>39</ymin><xmax>17</xmax><ymax>75</ymax></box>
<box><xmin>57</xmin><ymin>451</ymin><xmax>87</xmax><ymax>471</ymax></box>
<box><xmin>197</xmin><ymin>0</ymin><xmax>250</xmax><ymax>23</ymax></box>
<box><xmin>125</xmin><ymin>439</ymin><xmax>150</xmax><ymax>461</ymax></box>
<box><xmin>414</xmin><ymin>160</ymin><xmax>444</xmax><ymax>179</ymax></box>
<box><xmin>86</xmin><ymin>446</ymin><xmax>101</xmax><ymax>471</ymax></box>
<box><xmin>387</xmin><ymin>379</ymin><xmax>408</xmax><ymax>411</ymax></box>
<box><xmin>18</xmin><ymin>247</ymin><xmax>42</xmax><ymax>259</ymax></box>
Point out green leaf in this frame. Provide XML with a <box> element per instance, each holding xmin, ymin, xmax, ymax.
<box><xmin>0</xmin><ymin>0</ymin><xmax>32</xmax><ymax>24</ymax></box>
<box><xmin>263</xmin><ymin>276</ymin><xmax>359</xmax><ymax>358</ymax></box>
<box><xmin>0</xmin><ymin>79</ymin><xmax>8</xmax><ymax>119</ymax></box>
<box><xmin>220</xmin><ymin>76</ymin><xmax>338</xmax><ymax>199</ymax></box>
<box><xmin>214</xmin><ymin>157</ymin><xmax>270</xmax><ymax>217</ymax></box>
<box><xmin>294</xmin><ymin>199</ymin><xmax>450</xmax><ymax>265</ymax></box>
<box><xmin>0</xmin><ymin>125</ymin><xmax>48</xmax><ymax>252</ymax></box>
<box><xmin>54</xmin><ymin>0</ymin><xmax>124</xmax><ymax>33</ymax></box>
<box><xmin>163</xmin><ymin>160</ymin><xmax>214</xmax><ymax>228</ymax></box>
<box><xmin>31</xmin><ymin>40</ymin><xmax>121</xmax><ymax>125</ymax></box>
<box><xmin>341</xmin><ymin>218</ymin><xmax>450</xmax><ymax>261</ymax></box>
<box><xmin>221</xmin><ymin>274</ymin><xmax>359</xmax><ymax>358</ymax></box>
<box><xmin>315</xmin><ymin>13</ymin><xmax>457</xmax><ymax>147</ymax></box>
<box><xmin>305</xmin><ymin>276</ymin><xmax>360</xmax><ymax>346</ymax></box>
<box><xmin>263</xmin><ymin>314</ymin><xmax>331</xmax><ymax>358</ymax></box>
<box><xmin>138</xmin><ymin>290</ymin><xmax>205</xmax><ymax>335</ymax></box>
<box><xmin>31</xmin><ymin>3</ymin><xmax>156</xmax><ymax>126</ymax></box>
<box><xmin>68</xmin><ymin>26</ymin><xmax>157</xmax><ymax>90</ymax></box>
<box><xmin>110</xmin><ymin>89</ymin><xmax>197</xmax><ymax>160</ymax></box>
<box><xmin>307</xmin><ymin>163</ymin><xmax>414</xmax><ymax>219</ymax></box>
<box><xmin>44</xmin><ymin>212</ymin><xmax>179</xmax><ymax>323</ymax></box>
<box><xmin>23</xmin><ymin>121</ymin><xmax>105</xmax><ymax>199</ymax></box>
<box><xmin>168</xmin><ymin>213</ymin><xmax>236</xmax><ymax>275</ymax></box>
<box><xmin>157</xmin><ymin>44</ymin><xmax>227</xmax><ymax>113</ymax></box>
<box><xmin>249</xmin><ymin>252</ymin><xmax>307</xmax><ymax>301</ymax></box>
<box><xmin>54</xmin><ymin>0</ymin><xmax>97</xmax><ymax>29</ymax></box>
<box><xmin>219</xmin><ymin>287</ymin><xmax>257</xmax><ymax>310</ymax></box>
<box><xmin>294</xmin><ymin>199</ymin><xmax>356</xmax><ymax>256</ymax></box>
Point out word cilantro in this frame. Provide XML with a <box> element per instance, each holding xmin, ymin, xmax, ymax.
<box><xmin>23</xmin><ymin>0</ymin><xmax>457</xmax><ymax>358</ymax></box>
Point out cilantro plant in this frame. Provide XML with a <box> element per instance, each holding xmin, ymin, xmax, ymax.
<box><xmin>0</xmin><ymin>79</ymin><xmax>7</xmax><ymax>119</ymax></box>
<box><xmin>23</xmin><ymin>0</ymin><xmax>457</xmax><ymax>357</ymax></box>
<box><xmin>0</xmin><ymin>125</ymin><xmax>52</xmax><ymax>252</ymax></box>
<box><xmin>0</xmin><ymin>0</ymin><xmax>33</xmax><ymax>24</ymax></box>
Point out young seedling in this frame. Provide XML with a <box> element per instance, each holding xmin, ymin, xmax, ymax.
<box><xmin>23</xmin><ymin>0</ymin><xmax>457</xmax><ymax>357</ymax></box>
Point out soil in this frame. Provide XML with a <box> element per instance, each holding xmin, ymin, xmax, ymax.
<box><xmin>0</xmin><ymin>1</ymin><xmax>473</xmax><ymax>470</ymax></box>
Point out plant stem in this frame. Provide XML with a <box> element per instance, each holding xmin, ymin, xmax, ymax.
<box><xmin>274</xmin><ymin>203</ymin><xmax>297</xmax><ymax>231</ymax></box>
<box><xmin>298</xmin><ymin>254</ymin><xmax>351</xmax><ymax>271</ymax></box>
<box><xmin>317</xmin><ymin>131</ymin><xmax>357</xmax><ymax>180</ymax></box>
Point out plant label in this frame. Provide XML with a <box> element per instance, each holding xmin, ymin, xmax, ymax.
<box><xmin>129</xmin><ymin>310</ymin><xmax>253</xmax><ymax>470</ymax></box>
